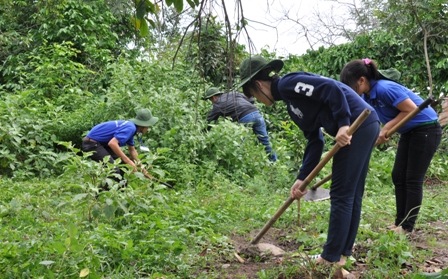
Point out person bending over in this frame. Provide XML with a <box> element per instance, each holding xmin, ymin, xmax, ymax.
<box><xmin>203</xmin><ymin>86</ymin><xmax>277</xmax><ymax>162</ymax></box>
<box><xmin>238</xmin><ymin>55</ymin><xmax>380</xmax><ymax>266</ymax></box>
<box><xmin>340</xmin><ymin>58</ymin><xmax>442</xmax><ymax>234</ymax></box>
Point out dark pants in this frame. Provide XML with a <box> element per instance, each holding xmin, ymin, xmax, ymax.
<box><xmin>392</xmin><ymin>122</ymin><xmax>442</xmax><ymax>232</ymax></box>
<box><xmin>81</xmin><ymin>141</ymin><xmax>125</xmax><ymax>189</ymax></box>
<box><xmin>321</xmin><ymin>122</ymin><xmax>380</xmax><ymax>262</ymax></box>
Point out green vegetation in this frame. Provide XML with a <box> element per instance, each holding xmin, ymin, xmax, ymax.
<box><xmin>0</xmin><ymin>0</ymin><xmax>447</xmax><ymax>278</ymax></box>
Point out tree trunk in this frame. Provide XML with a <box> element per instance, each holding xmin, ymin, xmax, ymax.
<box><xmin>439</xmin><ymin>98</ymin><xmax>448</xmax><ymax>127</ymax></box>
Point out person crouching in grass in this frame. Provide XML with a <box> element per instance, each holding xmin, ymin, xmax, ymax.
<box><xmin>81</xmin><ymin>108</ymin><xmax>158</xmax><ymax>190</ymax></box>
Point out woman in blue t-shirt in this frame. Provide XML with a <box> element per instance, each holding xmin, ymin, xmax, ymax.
<box><xmin>238</xmin><ymin>56</ymin><xmax>380</xmax><ymax>266</ymax></box>
<box><xmin>340</xmin><ymin>58</ymin><xmax>442</xmax><ymax>234</ymax></box>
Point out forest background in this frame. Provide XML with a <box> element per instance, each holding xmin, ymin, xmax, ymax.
<box><xmin>0</xmin><ymin>0</ymin><xmax>447</xmax><ymax>278</ymax></box>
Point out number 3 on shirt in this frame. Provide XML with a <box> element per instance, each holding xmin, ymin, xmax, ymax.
<box><xmin>294</xmin><ymin>82</ymin><xmax>314</xmax><ymax>96</ymax></box>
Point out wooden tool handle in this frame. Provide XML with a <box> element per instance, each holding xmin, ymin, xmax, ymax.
<box><xmin>250</xmin><ymin>109</ymin><xmax>371</xmax><ymax>245</ymax></box>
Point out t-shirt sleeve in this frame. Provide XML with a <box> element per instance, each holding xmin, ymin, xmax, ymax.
<box><xmin>207</xmin><ymin>106</ymin><xmax>221</xmax><ymax>123</ymax></box>
<box><xmin>114</xmin><ymin>124</ymin><xmax>136</xmax><ymax>146</ymax></box>
<box><xmin>297</xmin><ymin>128</ymin><xmax>325</xmax><ymax>180</ymax></box>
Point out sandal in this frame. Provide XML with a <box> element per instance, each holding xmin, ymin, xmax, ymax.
<box><xmin>387</xmin><ymin>224</ymin><xmax>397</xmax><ymax>230</ymax></box>
<box><xmin>309</xmin><ymin>254</ymin><xmax>347</xmax><ymax>266</ymax></box>
<box><xmin>308</xmin><ymin>254</ymin><xmax>321</xmax><ymax>260</ymax></box>
<box><xmin>393</xmin><ymin>226</ymin><xmax>410</xmax><ymax>235</ymax></box>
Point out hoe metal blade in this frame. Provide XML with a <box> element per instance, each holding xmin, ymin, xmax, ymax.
<box><xmin>139</xmin><ymin>145</ymin><xmax>150</xmax><ymax>152</ymax></box>
<box><xmin>137</xmin><ymin>132</ymin><xmax>150</xmax><ymax>152</ymax></box>
<box><xmin>304</xmin><ymin>188</ymin><xmax>330</xmax><ymax>202</ymax></box>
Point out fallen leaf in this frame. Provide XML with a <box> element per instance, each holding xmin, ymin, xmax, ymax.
<box><xmin>199</xmin><ymin>248</ymin><xmax>207</xmax><ymax>257</ymax></box>
<box><xmin>79</xmin><ymin>268</ymin><xmax>90</xmax><ymax>278</ymax></box>
<box><xmin>39</xmin><ymin>260</ymin><xmax>55</xmax><ymax>266</ymax></box>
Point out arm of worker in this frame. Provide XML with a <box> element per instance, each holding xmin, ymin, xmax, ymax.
<box><xmin>297</xmin><ymin>129</ymin><xmax>325</xmax><ymax>181</ymax></box>
<box><xmin>128</xmin><ymin>145</ymin><xmax>139</xmax><ymax>162</ymax></box>
<box><xmin>335</xmin><ymin>125</ymin><xmax>352</xmax><ymax>147</ymax></box>
<box><xmin>204</xmin><ymin>107</ymin><xmax>221</xmax><ymax>132</ymax></box>
<box><xmin>206</xmin><ymin>106</ymin><xmax>221</xmax><ymax>123</ymax></box>
<box><xmin>377</xmin><ymin>98</ymin><xmax>416</xmax><ymax>144</ymax></box>
<box><xmin>290</xmin><ymin>179</ymin><xmax>308</xmax><ymax>200</ymax></box>
<box><xmin>108</xmin><ymin>137</ymin><xmax>137</xmax><ymax>172</ymax></box>
<box><xmin>127</xmin><ymin>144</ymin><xmax>152</xmax><ymax>177</ymax></box>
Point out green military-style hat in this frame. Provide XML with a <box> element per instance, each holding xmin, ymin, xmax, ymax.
<box><xmin>130</xmin><ymin>108</ymin><xmax>158</xmax><ymax>127</ymax></box>
<box><xmin>237</xmin><ymin>55</ymin><xmax>284</xmax><ymax>88</ymax></box>
<box><xmin>202</xmin><ymin>87</ymin><xmax>223</xmax><ymax>100</ymax></box>
<box><xmin>378</xmin><ymin>68</ymin><xmax>401</xmax><ymax>82</ymax></box>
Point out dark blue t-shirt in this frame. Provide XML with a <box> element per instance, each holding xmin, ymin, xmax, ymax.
<box><xmin>86</xmin><ymin>120</ymin><xmax>136</xmax><ymax>147</ymax></box>
<box><xmin>272</xmin><ymin>72</ymin><xmax>379</xmax><ymax>180</ymax></box>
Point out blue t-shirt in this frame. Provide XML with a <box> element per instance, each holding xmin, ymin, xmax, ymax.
<box><xmin>86</xmin><ymin>120</ymin><xmax>136</xmax><ymax>147</ymax></box>
<box><xmin>272</xmin><ymin>72</ymin><xmax>379</xmax><ymax>180</ymax></box>
<box><xmin>364</xmin><ymin>79</ymin><xmax>438</xmax><ymax>134</ymax></box>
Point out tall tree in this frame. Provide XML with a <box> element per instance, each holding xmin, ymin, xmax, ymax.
<box><xmin>377</xmin><ymin>0</ymin><xmax>448</xmax><ymax>96</ymax></box>
<box><xmin>185</xmin><ymin>14</ymin><xmax>245</xmax><ymax>88</ymax></box>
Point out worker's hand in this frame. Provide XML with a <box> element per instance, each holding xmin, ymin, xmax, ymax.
<box><xmin>128</xmin><ymin>161</ymin><xmax>138</xmax><ymax>172</ymax></box>
<box><xmin>335</xmin><ymin>125</ymin><xmax>351</xmax><ymax>147</ymax></box>
<box><xmin>109</xmin><ymin>138</ymin><xmax>138</xmax><ymax>171</ymax></box>
<box><xmin>376</xmin><ymin>128</ymin><xmax>390</xmax><ymax>145</ymax></box>
<box><xmin>290</xmin><ymin>179</ymin><xmax>307</xmax><ymax>200</ymax></box>
<box><xmin>142</xmin><ymin>168</ymin><xmax>151</xmax><ymax>178</ymax></box>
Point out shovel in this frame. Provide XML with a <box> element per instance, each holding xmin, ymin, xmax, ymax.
<box><xmin>250</xmin><ymin>108</ymin><xmax>371</xmax><ymax>245</ymax></box>
<box><xmin>304</xmin><ymin>96</ymin><xmax>435</xmax><ymax>202</ymax></box>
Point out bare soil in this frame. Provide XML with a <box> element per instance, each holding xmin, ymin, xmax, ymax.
<box><xmin>201</xmin><ymin>222</ymin><xmax>448</xmax><ymax>279</ymax></box>
<box><xmin>198</xmin><ymin>182</ymin><xmax>448</xmax><ymax>279</ymax></box>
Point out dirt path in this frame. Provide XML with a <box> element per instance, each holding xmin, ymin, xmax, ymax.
<box><xmin>199</xmin><ymin>219</ymin><xmax>448</xmax><ymax>278</ymax></box>
<box><xmin>210</xmin><ymin>222</ymin><xmax>448</xmax><ymax>278</ymax></box>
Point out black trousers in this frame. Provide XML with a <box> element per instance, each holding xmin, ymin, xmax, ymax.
<box><xmin>81</xmin><ymin>141</ymin><xmax>125</xmax><ymax>189</ymax></box>
<box><xmin>322</xmin><ymin>121</ymin><xmax>379</xmax><ymax>262</ymax></box>
<box><xmin>392</xmin><ymin>122</ymin><xmax>442</xmax><ymax>231</ymax></box>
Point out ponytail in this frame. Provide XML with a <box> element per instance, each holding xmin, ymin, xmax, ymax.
<box><xmin>340</xmin><ymin>58</ymin><xmax>381</xmax><ymax>90</ymax></box>
<box><xmin>362</xmin><ymin>58</ymin><xmax>381</xmax><ymax>80</ymax></box>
